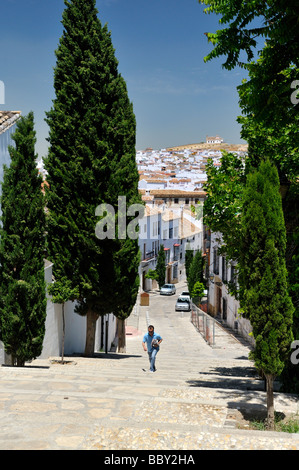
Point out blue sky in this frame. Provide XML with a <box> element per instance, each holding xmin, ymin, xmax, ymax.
<box><xmin>1</xmin><ymin>0</ymin><xmax>248</xmax><ymax>157</ymax></box>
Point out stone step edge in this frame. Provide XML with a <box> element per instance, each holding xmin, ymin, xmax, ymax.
<box><xmin>0</xmin><ymin>386</ymin><xmax>296</xmax><ymax>415</ymax></box>
<box><xmin>90</xmin><ymin>417</ymin><xmax>299</xmax><ymax>441</ymax></box>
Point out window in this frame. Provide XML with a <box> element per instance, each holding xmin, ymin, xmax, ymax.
<box><xmin>231</xmin><ymin>265</ymin><xmax>236</xmax><ymax>285</ymax></box>
<box><xmin>152</xmin><ymin>221</ymin><xmax>158</xmax><ymax>237</ymax></box>
<box><xmin>213</xmin><ymin>247</ymin><xmax>219</xmax><ymax>275</ymax></box>
<box><xmin>152</xmin><ymin>241</ymin><xmax>158</xmax><ymax>256</ymax></box>
<box><xmin>222</xmin><ymin>256</ymin><xmax>227</xmax><ymax>282</ymax></box>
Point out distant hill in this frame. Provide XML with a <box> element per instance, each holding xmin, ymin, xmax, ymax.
<box><xmin>167</xmin><ymin>142</ymin><xmax>248</xmax><ymax>152</ymax></box>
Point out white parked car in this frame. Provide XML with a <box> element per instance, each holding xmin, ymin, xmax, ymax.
<box><xmin>160</xmin><ymin>284</ymin><xmax>176</xmax><ymax>295</ymax></box>
<box><xmin>175</xmin><ymin>298</ymin><xmax>191</xmax><ymax>312</ymax></box>
<box><xmin>178</xmin><ymin>291</ymin><xmax>190</xmax><ymax>301</ymax></box>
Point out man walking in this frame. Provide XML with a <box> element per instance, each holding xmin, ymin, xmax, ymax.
<box><xmin>142</xmin><ymin>325</ymin><xmax>163</xmax><ymax>372</ymax></box>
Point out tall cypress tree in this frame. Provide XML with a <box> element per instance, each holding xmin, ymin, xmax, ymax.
<box><xmin>239</xmin><ymin>160</ymin><xmax>294</xmax><ymax>430</ymax></box>
<box><xmin>187</xmin><ymin>250</ymin><xmax>205</xmax><ymax>296</ymax></box>
<box><xmin>0</xmin><ymin>113</ymin><xmax>47</xmax><ymax>366</ymax></box>
<box><xmin>185</xmin><ymin>249</ymin><xmax>194</xmax><ymax>284</ymax></box>
<box><xmin>44</xmin><ymin>0</ymin><xmax>141</xmax><ymax>355</ymax></box>
<box><xmin>155</xmin><ymin>245</ymin><xmax>166</xmax><ymax>289</ymax></box>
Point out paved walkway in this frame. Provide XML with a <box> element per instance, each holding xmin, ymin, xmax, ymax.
<box><xmin>0</xmin><ymin>280</ymin><xmax>298</xmax><ymax>450</ymax></box>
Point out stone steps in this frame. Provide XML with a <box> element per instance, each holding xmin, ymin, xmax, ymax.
<box><xmin>0</xmin><ymin>283</ymin><xmax>298</xmax><ymax>449</ymax></box>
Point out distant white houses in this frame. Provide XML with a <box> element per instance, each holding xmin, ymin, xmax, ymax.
<box><xmin>206</xmin><ymin>135</ymin><xmax>224</xmax><ymax>144</ymax></box>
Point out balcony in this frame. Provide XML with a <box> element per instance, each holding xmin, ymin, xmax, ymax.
<box><xmin>141</xmin><ymin>250</ymin><xmax>157</xmax><ymax>266</ymax></box>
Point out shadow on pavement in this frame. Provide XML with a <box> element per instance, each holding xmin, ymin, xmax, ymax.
<box><xmin>67</xmin><ymin>352</ymin><xmax>143</xmax><ymax>360</ymax></box>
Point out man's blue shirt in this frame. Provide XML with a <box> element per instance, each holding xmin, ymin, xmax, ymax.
<box><xmin>143</xmin><ymin>332</ymin><xmax>162</xmax><ymax>352</ymax></box>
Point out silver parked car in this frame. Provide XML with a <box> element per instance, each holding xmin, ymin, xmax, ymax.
<box><xmin>160</xmin><ymin>283</ymin><xmax>176</xmax><ymax>295</ymax></box>
<box><xmin>178</xmin><ymin>291</ymin><xmax>190</xmax><ymax>301</ymax></box>
<box><xmin>175</xmin><ymin>297</ymin><xmax>191</xmax><ymax>311</ymax></box>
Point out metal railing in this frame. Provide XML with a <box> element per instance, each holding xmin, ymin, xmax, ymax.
<box><xmin>190</xmin><ymin>301</ymin><xmax>216</xmax><ymax>347</ymax></box>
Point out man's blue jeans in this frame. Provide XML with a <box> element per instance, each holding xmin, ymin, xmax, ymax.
<box><xmin>148</xmin><ymin>347</ymin><xmax>158</xmax><ymax>371</ymax></box>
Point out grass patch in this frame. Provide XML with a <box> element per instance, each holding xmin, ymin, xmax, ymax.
<box><xmin>250</xmin><ymin>412</ymin><xmax>299</xmax><ymax>433</ymax></box>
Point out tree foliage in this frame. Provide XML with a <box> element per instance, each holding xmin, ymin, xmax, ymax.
<box><xmin>0</xmin><ymin>113</ymin><xmax>47</xmax><ymax>366</ymax></box>
<box><xmin>200</xmin><ymin>0</ymin><xmax>299</xmax><ymax>181</ymax></box>
<box><xmin>44</xmin><ymin>0</ymin><xmax>141</xmax><ymax>355</ymax></box>
<box><xmin>200</xmin><ymin>0</ymin><xmax>299</xmax><ymax>393</ymax></box>
<box><xmin>191</xmin><ymin>281</ymin><xmax>205</xmax><ymax>306</ymax></box>
<box><xmin>238</xmin><ymin>160</ymin><xmax>294</xmax><ymax>428</ymax></box>
<box><xmin>203</xmin><ymin>151</ymin><xmax>246</xmax><ymax>261</ymax></box>
<box><xmin>48</xmin><ymin>277</ymin><xmax>79</xmax><ymax>362</ymax></box>
<box><xmin>185</xmin><ymin>249</ymin><xmax>194</xmax><ymax>282</ymax></box>
<box><xmin>187</xmin><ymin>250</ymin><xmax>205</xmax><ymax>296</ymax></box>
<box><xmin>200</xmin><ymin>0</ymin><xmax>299</xmax><ymax>73</ymax></box>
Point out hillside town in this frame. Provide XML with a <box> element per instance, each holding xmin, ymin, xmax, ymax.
<box><xmin>136</xmin><ymin>141</ymin><xmax>251</xmax><ymax>343</ymax></box>
<box><xmin>0</xmin><ymin>0</ymin><xmax>298</xmax><ymax>451</ymax></box>
<box><xmin>0</xmin><ymin>111</ymin><xmax>250</xmax><ymax>358</ymax></box>
<box><xmin>0</xmin><ymin>0</ymin><xmax>298</xmax><ymax>450</ymax></box>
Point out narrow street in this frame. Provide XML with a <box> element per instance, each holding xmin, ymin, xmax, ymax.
<box><xmin>0</xmin><ymin>280</ymin><xmax>298</xmax><ymax>450</ymax></box>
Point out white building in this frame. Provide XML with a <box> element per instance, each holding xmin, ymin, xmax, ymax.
<box><xmin>206</xmin><ymin>135</ymin><xmax>224</xmax><ymax>144</ymax></box>
<box><xmin>1</xmin><ymin>261</ymin><xmax>117</xmax><ymax>364</ymax></box>
<box><xmin>40</xmin><ymin>261</ymin><xmax>117</xmax><ymax>359</ymax></box>
<box><xmin>138</xmin><ymin>204</ymin><xmax>202</xmax><ymax>291</ymax></box>
<box><xmin>0</xmin><ymin>111</ymin><xmax>21</xmax><ymax>193</ymax></box>
<box><xmin>207</xmin><ymin>231</ymin><xmax>254</xmax><ymax>345</ymax></box>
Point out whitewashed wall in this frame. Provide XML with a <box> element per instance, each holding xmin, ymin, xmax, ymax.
<box><xmin>0</xmin><ymin>262</ymin><xmax>117</xmax><ymax>364</ymax></box>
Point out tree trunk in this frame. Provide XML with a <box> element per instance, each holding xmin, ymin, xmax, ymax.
<box><xmin>16</xmin><ymin>357</ymin><xmax>25</xmax><ymax>367</ymax></box>
<box><xmin>265</xmin><ymin>374</ymin><xmax>275</xmax><ymax>430</ymax></box>
<box><xmin>61</xmin><ymin>303</ymin><xmax>65</xmax><ymax>363</ymax></box>
<box><xmin>84</xmin><ymin>310</ymin><xmax>99</xmax><ymax>356</ymax></box>
<box><xmin>117</xmin><ymin>318</ymin><xmax>126</xmax><ymax>353</ymax></box>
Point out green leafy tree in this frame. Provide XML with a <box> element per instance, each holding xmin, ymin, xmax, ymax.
<box><xmin>239</xmin><ymin>160</ymin><xmax>294</xmax><ymax>430</ymax></box>
<box><xmin>203</xmin><ymin>151</ymin><xmax>246</xmax><ymax>262</ymax></box>
<box><xmin>48</xmin><ymin>278</ymin><xmax>79</xmax><ymax>363</ymax></box>
<box><xmin>200</xmin><ymin>0</ymin><xmax>299</xmax><ymax>393</ymax></box>
<box><xmin>191</xmin><ymin>281</ymin><xmax>205</xmax><ymax>307</ymax></box>
<box><xmin>237</xmin><ymin>55</ymin><xmax>299</xmax><ymax>182</ymax></box>
<box><xmin>0</xmin><ymin>113</ymin><xmax>47</xmax><ymax>366</ymax></box>
<box><xmin>199</xmin><ymin>0</ymin><xmax>299</xmax><ymax>186</ymax></box>
<box><xmin>44</xmin><ymin>0</ymin><xmax>141</xmax><ymax>356</ymax></box>
<box><xmin>200</xmin><ymin>1</ymin><xmax>298</xmax><ymax>74</ymax></box>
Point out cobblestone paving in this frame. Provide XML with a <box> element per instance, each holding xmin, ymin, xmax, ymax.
<box><xmin>85</xmin><ymin>426</ymin><xmax>299</xmax><ymax>451</ymax></box>
<box><xmin>0</xmin><ymin>281</ymin><xmax>298</xmax><ymax>450</ymax></box>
